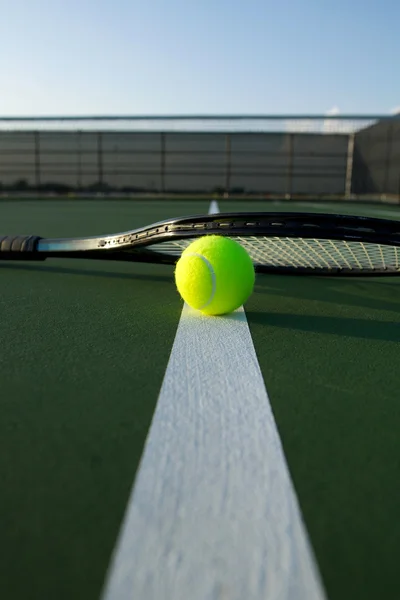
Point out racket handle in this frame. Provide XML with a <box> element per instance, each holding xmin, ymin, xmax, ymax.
<box><xmin>0</xmin><ymin>235</ymin><xmax>44</xmax><ymax>260</ymax></box>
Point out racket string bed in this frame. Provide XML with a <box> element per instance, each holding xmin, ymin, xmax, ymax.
<box><xmin>150</xmin><ymin>237</ymin><xmax>400</xmax><ymax>274</ymax></box>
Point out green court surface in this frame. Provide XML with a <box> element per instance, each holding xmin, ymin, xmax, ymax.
<box><xmin>1</xmin><ymin>198</ymin><xmax>400</xmax><ymax>600</ymax></box>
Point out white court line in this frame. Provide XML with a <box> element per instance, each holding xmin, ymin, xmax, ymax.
<box><xmin>209</xmin><ymin>199</ymin><xmax>220</xmax><ymax>214</ymax></box>
<box><xmin>102</xmin><ymin>200</ymin><xmax>327</xmax><ymax>600</ymax></box>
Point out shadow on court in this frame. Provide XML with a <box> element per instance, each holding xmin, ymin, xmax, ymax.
<box><xmin>246</xmin><ymin>311</ymin><xmax>400</xmax><ymax>343</ymax></box>
<box><xmin>0</xmin><ymin>262</ymin><xmax>173</xmax><ymax>283</ymax></box>
<box><xmin>254</xmin><ymin>273</ymin><xmax>400</xmax><ymax>315</ymax></box>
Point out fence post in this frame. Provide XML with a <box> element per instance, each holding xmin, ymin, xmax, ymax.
<box><xmin>77</xmin><ymin>130</ymin><xmax>82</xmax><ymax>190</ymax></box>
<box><xmin>161</xmin><ymin>133</ymin><xmax>165</xmax><ymax>194</ymax></box>
<box><xmin>345</xmin><ymin>133</ymin><xmax>355</xmax><ymax>199</ymax></box>
<box><xmin>384</xmin><ymin>124</ymin><xmax>393</xmax><ymax>194</ymax></box>
<box><xmin>286</xmin><ymin>133</ymin><xmax>294</xmax><ymax>197</ymax></box>
<box><xmin>97</xmin><ymin>132</ymin><xmax>103</xmax><ymax>187</ymax></box>
<box><xmin>34</xmin><ymin>131</ymin><xmax>41</xmax><ymax>190</ymax></box>
<box><xmin>225</xmin><ymin>134</ymin><xmax>231</xmax><ymax>195</ymax></box>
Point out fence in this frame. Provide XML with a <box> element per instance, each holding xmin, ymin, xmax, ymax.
<box><xmin>351</xmin><ymin>118</ymin><xmax>400</xmax><ymax>196</ymax></box>
<box><xmin>0</xmin><ymin>116</ymin><xmax>398</xmax><ymax>199</ymax></box>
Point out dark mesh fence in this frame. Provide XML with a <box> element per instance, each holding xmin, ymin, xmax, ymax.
<box><xmin>0</xmin><ymin>116</ymin><xmax>398</xmax><ymax>199</ymax></box>
<box><xmin>352</xmin><ymin>119</ymin><xmax>400</xmax><ymax>196</ymax></box>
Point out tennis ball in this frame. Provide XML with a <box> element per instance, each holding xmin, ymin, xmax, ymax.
<box><xmin>174</xmin><ymin>235</ymin><xmax>255</xmax><ymax>316</ymax></box>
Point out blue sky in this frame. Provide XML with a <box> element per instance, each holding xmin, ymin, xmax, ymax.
<box><xmin>0</xmin><ymin>0</ymin><xmax>399</xmax><ymax>116</ymax></box>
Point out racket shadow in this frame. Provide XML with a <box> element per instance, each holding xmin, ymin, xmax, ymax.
<box><xmin>0</xmin><ymin>262</ymin><xmax>173</xmax><ymax>283</ymax></box>
<box><xmin>254</xmin><ymin>274</ymin><xmax>400</xmax><ymax>315</ymax></box>
<box><xmin>246</xmin><ymin>311</ymin><xmax>400</xmax><ymax>343</ymax></box>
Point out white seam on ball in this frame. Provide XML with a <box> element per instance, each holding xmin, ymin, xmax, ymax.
<box><xmin>185</xmin><ymin>252</ymin><xmax>216</xmax><ymax>310</ymax></box>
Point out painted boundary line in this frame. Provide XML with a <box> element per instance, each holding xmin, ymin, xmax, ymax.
<box><xmin>102</xmin><ymin>201</ymin><xmax>327</xmax><ymax>600</ymax></box>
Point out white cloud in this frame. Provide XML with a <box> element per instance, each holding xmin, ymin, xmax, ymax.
<box><xmin>284</xmin><ymin>106</ymin><xmax>368</xmax><ymax>135</ymax></box>
<box><xmin>283</xmin><ymin>109</ymin><xmax>340</xmax><ymax>134</ymax></box>
<box><xmin>284</xmin><ymin>109</ymin><xmax>343</xmax><ymax>134</ymax></box>
<box><xmin>325</xmin><ymin>106</ymin><xmax>340</xmax><ymax>116</ymax></box>
<box><xmin>323</xmin><ymin>106</ymin><xmax>342</xmax><ymax>133</ymax></box>
<box><xmin>390</xmin><ymin>106</ymin><xmax>400</xmax><ymax>114</ymax></box>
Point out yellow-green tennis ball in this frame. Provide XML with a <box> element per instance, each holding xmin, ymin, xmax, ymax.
<box><xmin>174</xmin><ymin>235</ymin><xmax>255</xmax><ymax>316</ymax></box>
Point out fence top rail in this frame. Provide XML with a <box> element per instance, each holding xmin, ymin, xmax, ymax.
<box><xmin>0</xmin><ymin>114</ymin><xmax>398</xmax><ymax>122</ymax></box>
<box><xmin>0</xmin><ymin>115</ymin><xmax>397</xmax><ymax>134</ymax></box>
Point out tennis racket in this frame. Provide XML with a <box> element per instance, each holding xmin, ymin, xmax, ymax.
<box><xmin>2</xmin><ymin>211</ymin><xmax>400</xmax><ymax>276</ymax></box>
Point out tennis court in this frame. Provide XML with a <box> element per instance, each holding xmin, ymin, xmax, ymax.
<box><xmin>1</xmin><ymin>196</ymin><xmax>400</xmax><ymax>600</ymax></box>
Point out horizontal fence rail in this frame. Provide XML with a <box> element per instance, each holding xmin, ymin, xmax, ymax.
<box><xmin>0</xmin><ymin>116</ymin><xmax>398</xmax><ymax>199</ymax></box>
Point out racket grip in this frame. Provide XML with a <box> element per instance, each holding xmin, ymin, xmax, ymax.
<box><xmin>0</xmin><ymin>235</ymin><xmax>44</xmax><ymax>260</ymax></box>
